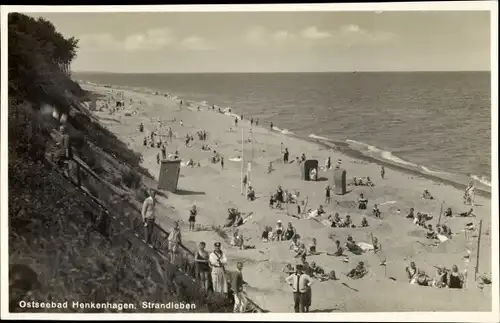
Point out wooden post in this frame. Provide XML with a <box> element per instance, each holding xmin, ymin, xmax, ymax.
<box><xmin>474</xmin><ymin>220</ymin><xmax>483</xmax><ymax>281</ymax></box>
<box><xmin>240</xmin><ymin>128</ymin><xmax>244</xmax><ymax>196</ymax></box>
<box><xmin>437</xmin><ymin>200</ymin><xmax>444</xmax><ymax>226</ymax></box>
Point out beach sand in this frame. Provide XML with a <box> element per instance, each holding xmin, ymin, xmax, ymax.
<box><xmin>80</xmin><ymin>82</ymin><xmax>492</xmax><ymax>312</ymax></box>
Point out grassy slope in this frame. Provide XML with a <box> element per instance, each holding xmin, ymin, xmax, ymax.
<box><xmin>8</xmin><ymin>83</ymin><xmax>231</xmax><ymax>313</ymax></box>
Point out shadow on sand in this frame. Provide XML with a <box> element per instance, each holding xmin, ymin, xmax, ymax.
<box><xmin>175</xmin><ymin>189</ymin><xmax>206</xmax><ymax>196</ymax></box>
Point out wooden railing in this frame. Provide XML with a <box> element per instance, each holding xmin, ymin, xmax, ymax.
<box><xmin>56</xmin><ymin>153</ymin><xmax>264</xmax><ymax>312</ymax></box>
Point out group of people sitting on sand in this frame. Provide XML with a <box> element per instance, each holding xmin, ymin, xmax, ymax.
<box><xmin>269</xmin><ymin>186</ymin><xmax>300</xmax><ymax>210</ymax></box>
<box><xmin>324</xmin><ymin>213</ymin><xmax>370</xmax><ymax>228</ymax></box>
<box><xmin>350</xmin><ymin>176</ymin><xmax>375</xmax><ymax>187</ymax></box>
<box><xmin>282</xmin><ymin>254</ymin><xmax>338</xmax><ymax>283</ymax></box>
<box><xmin>262</xmin><ymin>221</ymin><xmax>299</xmax><ymax>243</ymax></box>
<box><xmin>405</xmin><ymin>261</ymin><xmax>465</xmax><ymax>289</ymax></box>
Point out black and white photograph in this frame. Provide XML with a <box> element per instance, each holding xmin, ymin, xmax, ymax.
<box><xmin>1</xmin><ymin>2</ymin><xmax>498</xmax><ymax>321</ymax></box>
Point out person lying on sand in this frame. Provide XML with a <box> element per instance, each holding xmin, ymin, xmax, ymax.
<box><xmin>350</xmin><ymin>177</ymin><xmax>358</xmax><ymax>186</ymax></box>
<box><xmin>358</xmin><ymin>194</ymin><xmax>368</xmax><ymax>210</ymax></box>
<box><xmin>372</xmin><ymin>204</ymin><xmax>381</xmax><ymax>218</ymax></box>
<box><xmin>347</xmin><ymin>261</ymin><xmax>367</xmax><ymax>279</ymax></box>
<box><xmin>406</xmin><ymin>262</ymin><xmax>419</xmax><ymax>284</ymax></box>
<box><xmin>406</xmin><ymin>208</ymin><xmax>415</xmax><ymax>219</ymax></box>
<box><xmin>361</xmin><ymin>217</ymin><xmax>369</xmax><ymax>227</ymax></box>
<box><xmin>422</xmin><ymin>189</ymin><xmax>434</xmax><ymax>200</ymax></box>
<box><xmin>327</xmin><ymin>240</ymin><xmax>344</xmax><ymax>257</ymax></box>
<box><xmin>444</xmin><ymin>207</ymin><xmax>453</xmax><ymax>217</ymax></box>
<box><xmin>366</xmin><ymin>177</ymin><xmax>374</xmax><ymax>187</ymax></box>
<box><xmin>458</xmin><ymin>208</ymin><xmax>475</xmax><ymax>217</ymax></box>
<box><xmin>247</xmin><ymin>186</ymin><xmax>256</xmax><ymax>201</ymax></box>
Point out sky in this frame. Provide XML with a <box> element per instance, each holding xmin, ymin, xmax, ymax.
<box><xmin>25</xmin><ymin>10</ymin><xmax>491</xmax><ymax>73</ymax></box>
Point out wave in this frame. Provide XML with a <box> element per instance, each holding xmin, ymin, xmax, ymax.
<box><xmin>471</xmin><ymin>174</ymin><xmax>492</xmax><ymax>187</ymax></box>
<box><xmin>308</xmin><ymin>134</ymin><xmax>331</xmax><ymax>141</ymax></box>
<box><xmin>272</xmin><ymin>126</ymin><xmax>294</xmax><ymax>135</ymax></box>
<box><xmin>346</xmin><ymin>139</ymin><xmax>419</xmax><ymax>168</ymax></box>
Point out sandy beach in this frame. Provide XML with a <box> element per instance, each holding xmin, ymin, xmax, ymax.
<box><xmin>80</xmin><ymin>81</ymin><xmax>492</xmax><ymax>312</ymax></box>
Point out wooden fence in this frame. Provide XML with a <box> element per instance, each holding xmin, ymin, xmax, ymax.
<box><xmin>53</xmin><ymin>153</ymin><xmax>264</xmax><ymax>313</ymax></box>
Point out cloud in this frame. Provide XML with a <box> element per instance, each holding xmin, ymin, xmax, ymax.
<box><xmin>178</xmin><ymin>36</ymin><xmax>214</xmax><ymax>51</ymax></box>
<box><xmin>273</xmin><ymin>30</ymin><xmax>297</xmax><ymax>42</ymax></box>
<box><xmin>300</xmin><ymin>26</ymin><xmax>331</xmax><ymax>40</ymax></box>
<box><xmin>245</xmin><ymin>26</ymin><xmax>268</xmax><ymax>44</ymax></box>
<box><xmin>334</xmin><ymin>24</ymin><xmax>398</xmax><ymax>47</ymax></box>
<box><xmin>242</xmin><ymin>24</ymin><xmax>397</xmax><ymax>49</ymax></box>
<box><xmin>79</xmin><ymin>27</ymin><xmax>173</xmax><ymax>52</ymax></box>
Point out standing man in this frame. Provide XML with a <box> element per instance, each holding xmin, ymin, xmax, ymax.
<box><xmin>381</xmin><ymin>165</ymin><xmax>385</xmax><ymax>179</ymax></box>
<box><xmin>232</xmin><ymin>262</ymin><xmax>248</xmax><ymax>313</ymax></box>
<box><xmin>188</xmin><ymin>205</ymin><xmax>197</xmax><ymax>232</ymax></box>
<box><xmin>283</xmin><ymin>148</ymin><xmax>289</xmax><ymax>164</ymax></box>
<box><xmin>285</xmin><ymin>264</ymin><xmax>313</xmax><ymax>313</ymax></box>
<box><xmin>325</xmin><ymin>185</ymin><xmax>332</xmax><ymax>204</ymax></box>
<box><xmin>209</xmin><ymin>242</ymin><xmax>228</xmax><ymax>295</ymax></box>
<box><xmin>168</xmin><ymin>221</ymin><xmax>182</xmax><ymax>264</ymax></box>
<box><xmin>141</xmin><ymin>189</ymin><xmax>156</xmax><ymax>247</ymax></box>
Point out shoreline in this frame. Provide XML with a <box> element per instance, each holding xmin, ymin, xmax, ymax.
<box><xmin>80</xmin><ymin>80</ymin><xmax>491</xmax><ymax>198</ymax></box>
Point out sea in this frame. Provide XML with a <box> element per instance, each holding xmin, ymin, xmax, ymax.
<box><xmin>75</xmin><ymin>71</ymin><xmax>492</xmax><ymax>193</ymax></box>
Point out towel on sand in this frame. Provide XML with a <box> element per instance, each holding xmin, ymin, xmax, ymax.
<box><xmin>437</xmin><ymin>234</ymin><xmax>449</xmax><ymax>242</ymax></box>
<box><xmin>357</xmin><ymin>242</ymin><xmax>374</xmax><ymax>252</ymax></box>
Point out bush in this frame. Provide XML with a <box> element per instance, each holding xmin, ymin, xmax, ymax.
<box><xmin>122</xmin><ymin>169</ymin><xmax>142</xmax><ymax>189</ymax></box>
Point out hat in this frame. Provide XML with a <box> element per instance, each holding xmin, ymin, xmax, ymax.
<box><xmin>277</xmin><ymin>220</ymin><xmax>282</xmax><ymax>223</ymax></box>
<box><xmin>214</xmin><ymin>242</ymin><xmax>221</xmax><ymax>247</ymax></box>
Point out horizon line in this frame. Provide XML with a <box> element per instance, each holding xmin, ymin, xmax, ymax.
<box><xmin>72</xmin><ymin>70</ymin><xmax>491</xmax><ymax>74</ymax></box>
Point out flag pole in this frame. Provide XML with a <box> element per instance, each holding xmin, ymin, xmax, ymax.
<box><xmin>241</xmin><ymin>127</ymin><xmax>244</xmax><ymax>195</ymax></box>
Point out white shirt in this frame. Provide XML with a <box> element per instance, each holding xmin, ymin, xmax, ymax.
<box><xmin>209</xmin><ymin>251</ymin><xmax>227</xmax><ymax>268</ymax></box>
<box><xmin>142</xmin><ymin>196</ymin><xmax>155</xmax><ymax>220</ymax></box>
<box><xmin>285</xmin><ymin>273</ymin><xmax>313</xmax><ymax>293</ymax></box>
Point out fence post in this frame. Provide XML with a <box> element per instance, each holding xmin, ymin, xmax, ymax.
<box><xmin>474</xmin><ymin>220</ymin><xmax>483</xmax><ymax>281</ymax></box>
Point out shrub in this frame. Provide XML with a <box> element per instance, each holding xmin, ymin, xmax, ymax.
<box><xmin>122</xmin><ymin>169</ymin><xmax>142</xmax><ymax>189</ymax></box>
